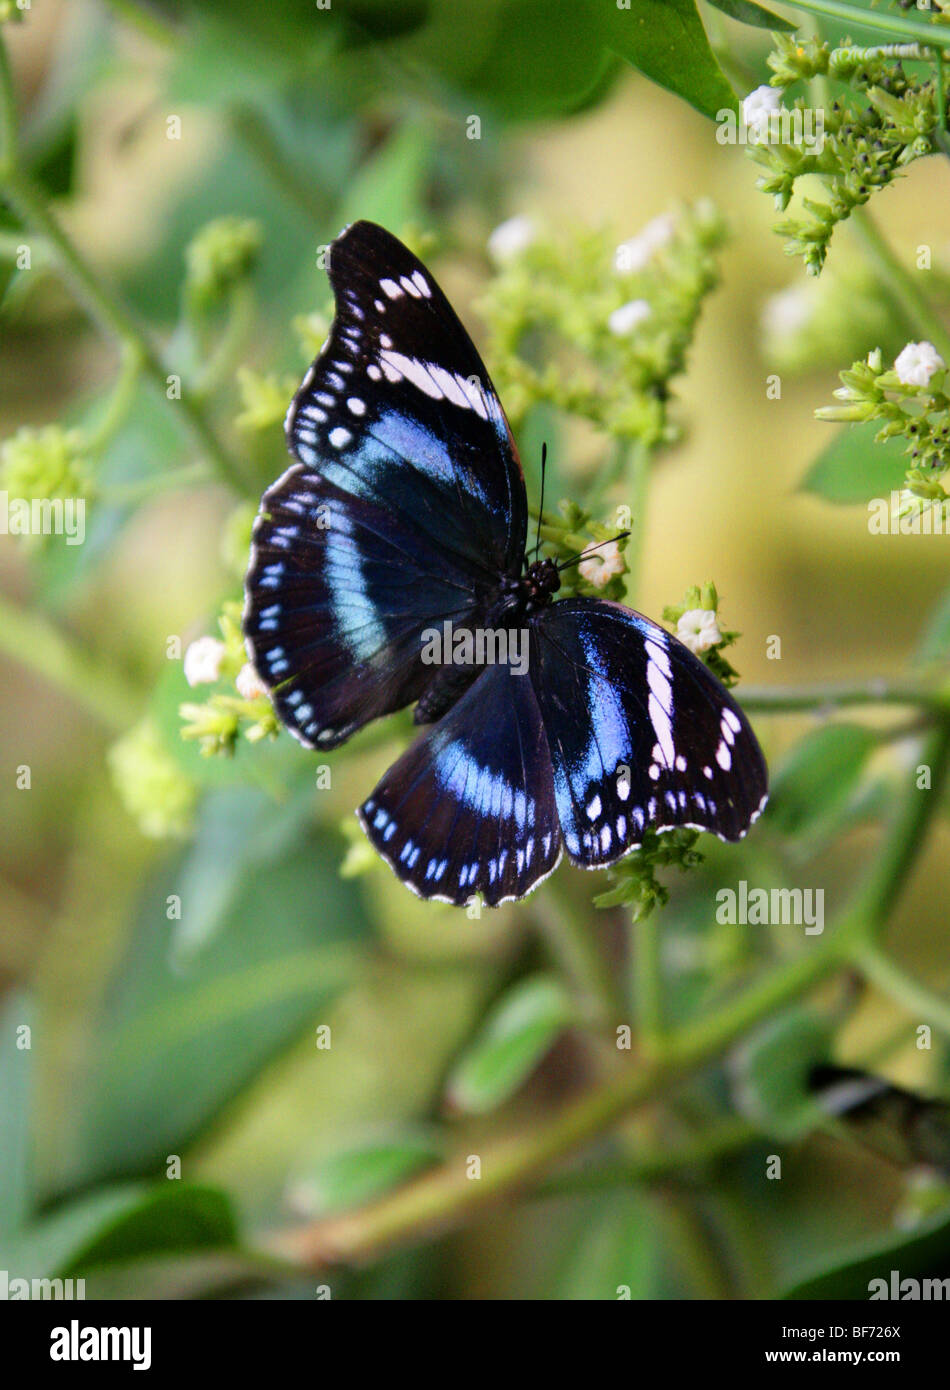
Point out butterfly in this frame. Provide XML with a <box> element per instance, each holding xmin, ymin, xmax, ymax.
<box><xmin>244</xmin><ymin>221</ymin><xmax>768</xmax><ymax>907</ymax></box>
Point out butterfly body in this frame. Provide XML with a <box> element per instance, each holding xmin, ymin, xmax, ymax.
<box><xmin>244</xmin><ymin>221</ymin><xmax>768</xmax><ymax>906</ymax></box>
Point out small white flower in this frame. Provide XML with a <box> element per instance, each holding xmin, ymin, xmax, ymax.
<box><xmin>742</xmin><ymin>84</ymin><xmax>782</xmax><ymax>139</ymax></box>
<box><xmin>608</xmin><ymin>299</ymin><xmax>651</xmax><ymax>336</ymax></box>
<box><xmin>487</xmin><ymin>215</ymin><xmax>537</xmax><ymax>265</ymax></box>
<box><xmin>578</xmin><ymin>541</ymin><xmax>625</xmax><ymax>587</ymax></box>
<box><xmin>761</xmin><ymin>285</ymin><xmax>811</xmax><ymax>340</ymax></box>
<box><xmin>895</xmin><ymin>340</ymin><xmax>945</xmax><ymax>388</ymax></box>
<box><xmin>183</xmin><ymin>636</ymin><xmax>226</xmax><ymax>687</ymax></box>
<box><xmin>677</xmin><ymin>609</ymin><xmax>721</xmax><ymax>655</ymax></box>
<box><xmin>615</xmin><ymin>214</ymin><xmax>674</xmax><ymax>273</ymax></box>
<box><xmin>236</xmin><ymin>662</ymin><xmax>268</xmax><ymax>700</ymax></box>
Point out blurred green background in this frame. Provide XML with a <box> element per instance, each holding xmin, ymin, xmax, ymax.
<box><xmin>4</xmin><ymin>0</ymin><xmax>950</xmax><ymax>1300</ymax></box>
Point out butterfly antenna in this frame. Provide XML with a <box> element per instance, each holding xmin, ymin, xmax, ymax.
<box><xmin>556</xmin><ymin>530</ymin><xmax>631</xmax><ymax>572</ymax></box>
<box><xmin>534</xmin><ymin>442</ymin><xmax>547</xmax><ymax>558</ymax></box>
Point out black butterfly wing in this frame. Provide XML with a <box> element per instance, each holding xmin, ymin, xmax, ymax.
<box><xmin>529</xmin><ymin>598</ymin><xmax>768</xmax><ymax>866</ymax></box>
<box><xmin>245</xmin><ymin>472</ymin><xmax>486</xmax><ymax>748</ymax></box>
<box><xmin>358</xmin><ymin>663</ymin><xmax>561</xmax><ymax>906</ymax></box>
<box><xmin>245</xmin><ymin>221</ymin><xmax>528</xmax><ymax>748</ymax></box>
<box><xmin>287</xmin><ymin>220</ymin><xmax>527</xmax><ymax>580</ymax></box>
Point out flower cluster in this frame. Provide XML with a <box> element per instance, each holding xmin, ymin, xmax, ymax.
<box><xmin>662</xmin><ymin>581</ymin><xmax>741</xmax><ymax>687</ymax></box>
<box><xmin>184</xmin><ymin>216</ymin><xmax>263</xmax><ymax>311</ymax></box>
<box><xmin>107</xmin><ymin>718</ymin><xmax>197</xmax><ymax>840</ymax></box>
<box><xmin>594</xmin><ymin>826</ymin><xmax>703</xmax><ymax>919</ymax></box>
<box><xmin>179</xmin><ymin>600</ymin><xmax>278</xmax><ymax>755</ymax></box>
<box><xmin>816</xmin><ymin>342</ymin><xmax>950</xmax><ymax>509</ymax></box>
<box><xmin>0</xmin><ymin>424</ymin><xmax>90</xmax><ymax>503</ymax></box>
<box><xmin>477</xmin><ymin>203</ymin><xmax>727</xmax><ymax>446</ymax></box>
<box><xmin>537</xmin><ymin>499</ymin><xmax>628</xmax><ymax>601</ymax></box>
<box><xmin>751</xmin><ymin>34</ymin><xmax>943</xmax><ymax>274</ymax></box>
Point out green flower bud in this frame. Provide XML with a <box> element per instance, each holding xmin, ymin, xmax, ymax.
<box><xmin>185</xmin><ymin>216</ymin><xmax>262</xmax><ymax>308</ymax></box>
<box><xmin>108</xmin><ymin>718</ymin><xmax>197</xmax><ymax>839</ymax></box>
<box><xmin>0</xmin><ymin>425</ymin><xmax>89</xmax><ymax>501</ymax></box>
<box><xmin>235</xmin><ymin>367</ymin><xmax>297</xmax><ymax>432</ymax></box>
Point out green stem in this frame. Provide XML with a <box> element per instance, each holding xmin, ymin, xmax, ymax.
<box><xmin>0</xmin><ymin>27</ymin><xmax>16</xmax><ymax>171</ymax></box>
<box><xmin>531</xmin><ymin>1116</ymin><xmax>759</xmax><ymax>1198</ymax></box>
<box><xmin>2</xmin><ymin>165</ymin><xmax>250</xmax><ymax>493</ymax></box>
<box><xmin>632</xmin><ymin>915</ymin><xmax>665</xmax><ymax>1054</ymax></box>
<box><xmin>844</xmin><ymin>719</ymin><xmax>950</xmax><ymax>932</ymax></box>
<box><xmin>100</xmin><ymin>0</ymin><xmax>178</xmax><ymax>45</ymax></box>
<box><xmin>783</xmin><ymin>0</ymin><xmax>950</xmax><ymax>49</ymax></box>
<box><xmin>854</xmin><ymin>940</ymin><xmax>950</xmax><ymax>1037</ymax></box>
<box><xmin>0</xmin><ymin>593</ymin><xmax>139</xmax><ymax>731</ymax></box>
<box><xmin>193</xmin><ymin>284</ymin><xmax>257</xmax><ymax>400</ymax></box>
<box><xmin>0</xmin><ymin>33</ymin><xmax>250</xmax><ymax>495</ymax></box>
<box><xmin>532</xmin><ymin>890</ymin><xmax>622</xmax><ymax>1027</ymax></box>
<box><xmin>229</xmin><ymin>103</ymin><xmax>331</xmax><ymax>227</ymax></box>
<box><xmin>851</xmin><ymin>207</ymin><xmax>950</xmax><ymax>365</ymax></box>
<box><xmin>85</xmin><ymin>344</ymin><xmax>142</xmax><ymax>455</ymax></box>
<box><xmin>622</xmin><ymin>438</ymin><xmax>650</xmax><ymax>606</ymax></box>
<box><xmin>739</xmin><ymin>676</ymin><xmax>950</xmax><ymax>715</ymax></box>
<box><xmin>269</xmin><ymin>929</ymin><xmax>844</xmax><ymax>1270</ymax></box>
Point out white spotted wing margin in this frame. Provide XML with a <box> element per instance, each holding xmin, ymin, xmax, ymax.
<box><xmin>528</xmin><ymin>599</ymin><xmax>768</xmax><ymax>869</ymax></box>
<box><xmin>358</xmin><ymin>661</ymin><xmax>561</xmax><ymax>907</ymax></box>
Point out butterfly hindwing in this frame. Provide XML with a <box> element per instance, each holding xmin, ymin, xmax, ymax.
<box><xmin>358</xmin><ymin>662</ymin><xmax>561</xmax><ymax>906</ymax></box>
<box><xmin>245</xmin><ymin>470</ymin><xmax>487</xmax><ymax>748</ymax></box>
<box><xmin>530</xmin><ymin>598</ymin><xmax>768</xmax><ymax>867</ymax></box>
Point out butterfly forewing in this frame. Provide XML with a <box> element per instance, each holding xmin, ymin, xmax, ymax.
<box><xmin>530</xmin><ymin>599</ymin><xmax>768</xmax><ymax>866</ymax></box>
<box><xmin>287</xmin><ymin>220</ymin><xmax>527</xmax><ymax>581</ymax></box>
<box><xmin>245</xmin><ymin>220</ymin><xmax>528</xmax><ymax>749</ymax></box>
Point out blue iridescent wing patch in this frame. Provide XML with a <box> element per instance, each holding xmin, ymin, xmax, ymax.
<box><xmin>245</xmin><ymin>472</ymin><xmax>488</xmax><ymax>749</ymax></box>
<box><xmin>530</xmin><ymin>599</ymin><xmax>769</xmax><ymax>866</ymax></box>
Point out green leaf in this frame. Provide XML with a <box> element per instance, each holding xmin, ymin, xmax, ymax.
<box><xmin>0</xmin><ymin>990</ymin><xmax>33</xmax><ymax>1239</ymax></box>
<box><xmin>767</xmin><ymin>723</ymin><xmax>878</xmax><ymax>843</ymax></box>
<box><xmin>65</xmin><ymin>809</ymin><xmax>369</xmax><ymax>1187</ymax></box>
<box><xmin>338</xmin><ymin>121</ymin><xmax>430</xmax><ymax>234</ymax></box>
<box><xmin>404</xmin><ymin>0</ymin><xmax>616</xmax><ymax>123</ymax></box>
<box><xmin>801</xmin><ymin>422</ymin><xmax>908</xmax><ymax>505</ymax></box>
<box><xmin>604</xmin><ymin>0</ymin><xmax>738</xmax><ymax>121</ymax></box>
<box><xmin>446</xmin><ymin>975</ymin><xmax>574</xmax><ymax>1115</ymax></box>
<box><xmin>705</xmin><ymin>0</ymin><xmax>796</xmax><ymax>31</ymax></box>
<box><xmin>545</xmin><ymin>1191</ymin><xmax>657</xmax><ymax>1299</ymax></box>
<box><xmin>1</xmin><ymin>1183</ymin><xmax>237</xmax><ymax>1282</ymax></box>
<box><xmin>783</xmin><ymin>1206</ymin><xmax>950</xmax><ymax>1300</ymax></box>
<box><xmin>732</xmin><ymin>1010</ymin><xmax>832</xmax><ymax>1139</ymax></box>
<box><xmin>289</xmin><ymin>1130</ymin><xmax>442</xmax><ymax>1215</ymax></box>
